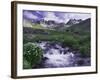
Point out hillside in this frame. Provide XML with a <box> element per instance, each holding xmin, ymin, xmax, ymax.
<box><xmin>66</xmin><ymin>18</ymin><xmax>91</xmax><ymax>35</ymax></box>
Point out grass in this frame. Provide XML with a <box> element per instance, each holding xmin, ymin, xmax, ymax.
<box><xmin>32</xmin><ymin>24</ymin><xmax>45</xmax><ymax>29</ymax></box>
<box><xmin>23</xmin><ymin>27</ymin><xmax>90</xmax><ymax>57</ymax></box>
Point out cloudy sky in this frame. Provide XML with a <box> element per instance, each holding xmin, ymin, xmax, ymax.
<box><xmin>23</xmin><ymin>10</ymin><xmax>91</xmax><ymax>23</ymax></box>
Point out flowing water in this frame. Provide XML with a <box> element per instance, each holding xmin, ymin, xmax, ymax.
<box><xmin>34</xmin><ymin>41</ymin><xmax>90</xmax><ymax>68</ymax></box>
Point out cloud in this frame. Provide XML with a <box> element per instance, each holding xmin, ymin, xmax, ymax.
<box><xmin>64</xmin><ymin>13</ymin><xmax>91</xmax><ymax>20</ymax></box>
<box><xmin>23</xmin><ymin>11</ymin><xmax>38</xmax><ymax>19</ymax></box>
<box><xmin>43</xmin><ymin>12</ymin><xmax>91</xmax><ymax>23</ymax></box>
<box><xmin>23</xmin><ymin>10</ymin><xmax>91</xmax><ymax>23</ymax></box>
<box><xmin>54</xmin><ymin>12</ymin><xmax>91</xmax><ymax>23</ymax></box>
<box><xmin>44</xmin><ymin>12</ymin><xmax>64</xmax><ymax>23</ymax></box>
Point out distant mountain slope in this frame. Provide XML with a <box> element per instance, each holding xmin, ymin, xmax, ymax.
<box><xmin>66</xmin><ymin>18</ymin><xmax>91</xmax><ymax>35</ymax></box>
<box><xmin>66</xmin><ymin>19</ymin><xmax>82</xmax><ymax>25</ymax></box>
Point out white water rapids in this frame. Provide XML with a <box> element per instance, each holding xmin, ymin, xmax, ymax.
<box><xmin>34</xmin><ymin>41</ymin><xmax>90</xmax><ymax>68</ymax></box>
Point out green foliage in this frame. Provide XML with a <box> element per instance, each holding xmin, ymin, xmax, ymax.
<box><xmin>23</xmin><ymin>42</ymin><xmax>43</xmax><ymax>69</ymax></box>
<box><xmin>32</xmin><ymin>24</ymin><xmax>45</xmax><ymax>29</ymax></box>
<box><xmin>23</xmin><ymin>58</ymin><xmax>31</xmax><ymax>69</ymax></box>
<box><xmin>62</xmin><ymin>36</ymin><xmax>79</xmax><ymax>47</ymax></box>
<box><xmin>79</xmin><ymin>44</ymin><xmax>90</xmax><ymax>57</ymax></box>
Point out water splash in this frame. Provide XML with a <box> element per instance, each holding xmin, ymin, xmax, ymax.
<box><xmin>36</xmin><ymin>42</ymin><xmax>75</xmax><ymax>68</ymax></box>
<box><xmin>34</xmin><ymin>41</ymin><xmax>90</xmax><ymax>68</ymax></box>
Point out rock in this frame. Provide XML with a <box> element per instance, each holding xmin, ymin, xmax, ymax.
<box><xmin>42</xmin><ymin>57</ymin><xmax>49</xmax><ymax>61</ymax></box>
<box><xmin>77</xmin><ymin>59</ymin><xmax>84</xmax><ymax>66</ymax></box>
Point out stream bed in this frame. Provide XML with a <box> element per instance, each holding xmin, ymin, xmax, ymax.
<box><xmin>34</xmin><ymin>41</ymin><xmax>90</xmax><ymax>68</ymax></box>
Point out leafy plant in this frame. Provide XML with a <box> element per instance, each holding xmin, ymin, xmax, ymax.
<box><xmin>23</xmin><ymin>42</ymin><xmax>43</xmax><ymax>69</ymax></box>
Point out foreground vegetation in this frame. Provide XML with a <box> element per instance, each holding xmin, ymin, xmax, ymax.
<box><xmin>23</xmin><ymin>42</ymin><xmax>43</xmax><ymax>69</ymax></box>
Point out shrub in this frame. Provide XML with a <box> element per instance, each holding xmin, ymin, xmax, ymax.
<box><xmin>23</xmin><ymin>42</ymin><xmax>43</xmax><ymax>69</ymax></box>
<box><xmin>79</xmin><ymin>44</ymin><xmax>90</xmax><ymax>57</ymax></box>
<box><xmin>23</xmin><ymin>58</ymin><xmax>31</xmax><ymax>69</ymax></box>
<box><xmin>62</xmin><ymin>36</ymin><xmax>79</xmax><ymax>47</ymax></box>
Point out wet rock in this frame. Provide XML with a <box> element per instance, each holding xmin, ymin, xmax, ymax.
<box><xmin>74</xmin><ymin>53</ymin><xmax>82</xmax><ymax>57</ymax></box>
<box><xmin>59</xmin><ymin>50</ymin><xmax>62</xmax><ymax>54</ymax></box>
<box><xmin>67</xmin><ymin>48</ymin><xmax>73</xmax><ymax>52</ymax></box>
<box><xmin>77</xmin><ymin>59</ymin><xmax>85</xmax><ymax>66</ymax></box>
<box><xmin>63</xmin><ymin>50</ymin><xmax>68</xmax><ymax>54</ymax></box>
<box><xmin>84</xmin><ymin>58</ymin><xmax>91</xmax><ymax>66</ymax></box>
<box><xmin>42</xmin><ymin>57</ymin><xmax>49</xmax><ymax>61</ymax></box>
<box><xmin>43</xmin><ymin>48</ymin><xmax>50</xmax><ymax>53</ymax></box>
